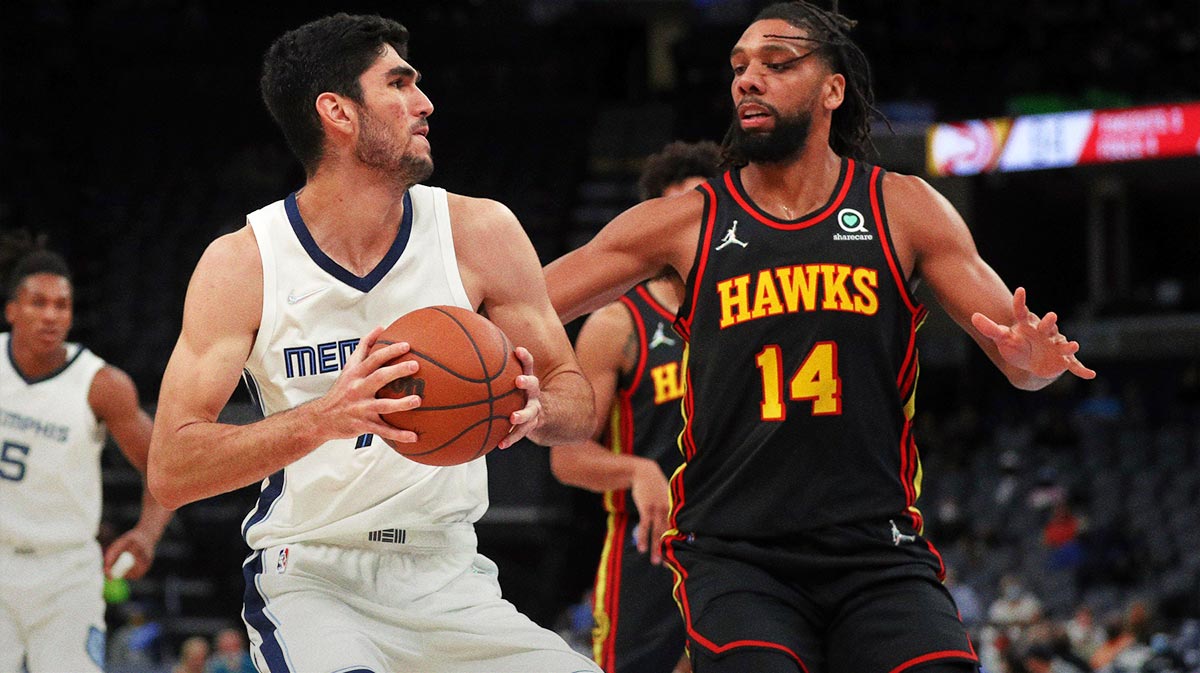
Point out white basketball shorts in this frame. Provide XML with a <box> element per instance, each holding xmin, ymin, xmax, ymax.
<box><xmin>0</xmin><ymin>542</ymin><xmax>106</xmax><ymax>673</ymax></box>
<box><xmin>242</xmin><ymin>524</ymin><xmax>600</xmax><ymax>673</ymax></box>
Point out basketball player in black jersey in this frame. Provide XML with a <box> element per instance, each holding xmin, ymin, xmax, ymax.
<box><xmin>545</xmin><ymin>3</ymin><xmax>1094</xmax><ymax>672</ymax></box>
<box><xmin>552</xmin><ymin>141</ymin><xmax>721</xmax><ymax>673</ymax></box>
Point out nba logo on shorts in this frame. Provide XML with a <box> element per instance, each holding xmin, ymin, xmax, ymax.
<box><xmin>276</xmin><ymin>547</ymin><xmax>289</xmax><ymax>574</ymax></box>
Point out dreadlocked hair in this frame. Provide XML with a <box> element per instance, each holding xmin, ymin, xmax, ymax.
<box><xmin>1</xmin><ymin>230</ymin><xmax>70</xmax><ymax>301</ymax></box>
<box><xmin>721</xmin><ymin>1</ymin><xmax>886</xmax><ymax>165</ymax></box>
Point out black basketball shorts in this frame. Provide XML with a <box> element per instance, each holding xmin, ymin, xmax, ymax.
<box><xmin>662</xmin><ymin>518</ymin><xmax>980</xmax><ymax>673</ymax></box>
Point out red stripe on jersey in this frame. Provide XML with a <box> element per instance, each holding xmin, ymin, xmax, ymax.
<box><xmin>869</xmin><ymin>166</ymin><xmax>919</xmax><ymax>315</ymax></box>
<box><xmin>619</xmin><ymin>295</ymin><xmax>650</xmax><ymax>398</ymax></box>
<box><xmin>670</xmin><ymin>366</ymin><xmax>696</xmax><ymax>531</ymax></box>
<box><xmin>675</xmin><ymin>182</ymin><xmax>719</xmax><ymax>341</ymax></box>
<box><xmin>682</xmin><ymin>366</ymin><xmax>699</xmax><ymax>462</ymax></box>
<box><xmin>662</xmin><ymin>536</ymin><xmax>812</xmax><ymax>672</ymax></box>
<box><xmin>924</xmin><ymin>537</ymin><xmax>948</xmax><ymax>581</ymax></box>
<box><xmin>888</xmin><ymin>649</ymin><xmax>978</xmax><ymax>673</ymax></box>
<box><xmin>636</xmin><ymin>284</ymin><xmax>677</xmax><ymax>322</ymax></box>
<box><xmin>724</xmin><ymin>160</ymin><xmax>855</xmax><ymax>230</ymax></box>
<box><xmin>898</xmin><ymin>420</ymin><xmax>914</xmax><ymax>513</ymax></box>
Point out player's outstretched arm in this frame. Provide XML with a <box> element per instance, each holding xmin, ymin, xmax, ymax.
<box><xmin>90</xmin><ymin>364</ymin><xmax>172</xmax><ymax>580</ymax></box>
<box><xmin>970</xmin><ymin>287</ymin><xmax>1095</xmax><ymax>382</ymax></box>
<box><xmin>147</xmin><ymin>228</ymin><xmax>421</xmax><ymax>509</ymax></box>
<box><xmin>544</xmin><ymin>193</ymin><xmax>703</xmax><ymax>324</ymax></box>
<box><xmin>450</xmin><ymin>195</ymin><xmax>593</xmax><ymax>447</ymax></box>
<box><xmin>891</xmin><ymin>174</ymin><xmax>1095</xmax><ymax>390</ymax></box>
<box><xmin>549</xmin><ymin>303</ymin><xmax>671</xmax><ymax>564</ymax></box>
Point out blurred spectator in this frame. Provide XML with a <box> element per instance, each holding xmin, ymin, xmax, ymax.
<box><xmin>994</xmin><ymin>449</ymin><xmax>1025</xmax><ymax>507</ymax></box>
<box><xmin>172</xmin><ymin>637</ymin><xmax>210</xmax><ymax>673</ymax></box>
<box><xmin>1044</xmin><ymin>501</ymin><xmax>1080</xmax><ymax>549</ymax></box>
<box><xmin>108</xmin><ymin>603</ymin><xmax>164</xmax><ymax>673</ymax></box>
<box><xmin>206</xmin><ymin>628</ymin><xmax>254</xmax><ymax>673</ymax></box>
<box><xmin>990</xmin><ymin>575</ymin><xmax>1043</xmax><ymax>630</ymax></box>
<box><xmin>1092</xmin><ymin>612</ymin><xmax>1137</xmax><ymax>672</ymax></box>
<box><xmin>1044</xmin><ymin>501</ymin><xmax>1085</xmax><ymax>572</ymax></box>
<box><xmin>933</xmin><ymin>495</ymin><xmax>967</xmax><ymax>545</ymax></box>
<box><xmin>1066</xmin><ymin>605</ymin><xmax>1106</xmax><ymax>662</ymax></box>
<box><xmin>1028</xmin><ymin>467</ymin><xmax>1067</xmax><ymax>511</ymax></box>
<box><xmin>1021</xmin><ymin>641</ymin><xmax>1089</xmax><ymax>673</ymax></box>
<box><xmin>945</xmin><ymin>567</ymin><xmax>984</xmax><ymax>629</ymax></box>
<box><xmin>1140</xmin><ymin>633</ymin><xmax>1187</xmax><ymax>673</ymax></box>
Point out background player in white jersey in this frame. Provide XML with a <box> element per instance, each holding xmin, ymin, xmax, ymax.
<box><xmin>0</xmin><ymin>233</ymin><xmax>172</xmax><ymax>673</ymax></box>
<box><xmin>551</xmin><ymin>140</ymin><xmax>722</xmax><ymax>673</ymax></box>
<box><xmin>147</xmin><ymin>13</ymin><xmax>599</xmax><ymax>673</ymax></box>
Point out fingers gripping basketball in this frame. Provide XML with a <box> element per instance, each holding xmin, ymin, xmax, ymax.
<box><xmin>373</xmin><ymin>306</ymin><xmax>526</xmax><ymax>466</ymax></box>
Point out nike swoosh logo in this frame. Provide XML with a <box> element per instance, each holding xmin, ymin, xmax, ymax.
<box><xmin>287</xmin><ymin>287</ymin><xmax>328</xmax><ymax>304</ymax></box>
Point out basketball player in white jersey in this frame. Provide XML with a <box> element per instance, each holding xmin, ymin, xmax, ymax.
<box><xmin>1</xmin><ymin>238</ymin><xmax>172</xmax><ymax>673</ymax></box>
<box><xmin>147</xmin><ymin>14</ymin><xmax>599</xmax><ymax>673</ymax></box>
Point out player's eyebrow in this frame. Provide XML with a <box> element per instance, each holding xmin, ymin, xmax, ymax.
<box><xmin>730</xmin><ymin>42</ymin><xmax>809</xmax><ymax>60</ymax></box>
<box><xmin>387</xmin><ymin>64</ymin><xmax>421</xmax><ymax>83</ymax></box>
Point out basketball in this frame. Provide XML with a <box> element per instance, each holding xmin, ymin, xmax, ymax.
<box><xmin>373</xmin><ymin>305</ymin><xmax>526</xmax><ymax>466</ymax></box>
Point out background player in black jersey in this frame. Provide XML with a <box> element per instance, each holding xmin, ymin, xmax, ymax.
<box><xmin>551</xmin><ymin>140</ymin><xmax>721</xmax><ymax>673</ymax></box>
<box><xmin>544</xmin><ymin>2</ymin><xmax>1094</xmax><ymax>673</ymax></box>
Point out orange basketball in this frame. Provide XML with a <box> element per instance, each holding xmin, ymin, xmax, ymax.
<box><xmin>373</xmin><ymin>305</ymin><xmax>525</xmax><ymax>466</ymax></box>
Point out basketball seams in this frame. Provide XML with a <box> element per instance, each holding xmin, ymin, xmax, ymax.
<box><xmin>375</xmin><ymin>305</ymin><xmax>523</xmax><ymax>464</ymax></box>
<box><xmin>430</xmin><ymin>307</ymin><xmax>491</xmax><ymax>461</ymax></box>
<box><xmin>397</xmin><ymin>415</ymin><xmax>510</xmax><ymax>457</ymax></box>
<box><xmin>431</xmin><ymin>306</ymin><xmax>491</xmax><ymax>376</ymax></box>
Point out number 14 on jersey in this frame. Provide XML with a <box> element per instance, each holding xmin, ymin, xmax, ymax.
<box><xmin>755</xmin><ymin>342</ymin><xmax>842</xmax><ymax>419</ymax></box>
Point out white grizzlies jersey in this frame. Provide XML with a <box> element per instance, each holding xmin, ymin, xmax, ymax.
<box><xmin>241</xmin><ymin>185</ymin><xmax>486</xmax><ymax>550</ymax></box>
<box><xmin>0</xmin><ymin>333</ymin><xmax>107</xmax><ymax>550</ymax></box>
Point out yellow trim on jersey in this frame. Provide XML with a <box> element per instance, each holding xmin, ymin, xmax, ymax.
<box><xmin>903</xmin><ymin>363</ymin><xmax>925</xmax><ymax>534</ymax></box>
<box><xmin>602</xmin><ymin>403</ymin><xmax>625</xmax><ymax>513</ymax></box>
<box><xmin>591</xmin><ymin>511</ymin><xmax>619</xmax><ymax>664</ymax></box>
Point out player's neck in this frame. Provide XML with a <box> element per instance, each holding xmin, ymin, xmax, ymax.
<box><xmin>9</xmin><ymin>335</ymin><xmax>68</xmax><ymax>380</ymax></box>
<box><xmin>295</xmin><ymin>170</ymin><xmax>411</xmax><ymax>276</ymax></box>
<box><xmin>740</xmin><ymin>145</ymin><xmax>842</xmax><ymax>219</ymax></box>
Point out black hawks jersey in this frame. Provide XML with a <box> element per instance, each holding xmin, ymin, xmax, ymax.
<box><xmin>602</xmin><ymin>283</ymin><xmax>686</xmax><ymax>516</ymax></box>
<box><xmin>672</xmin><ymin>158</ymin><xmax>928</xmax><ymax>539</ymax></box>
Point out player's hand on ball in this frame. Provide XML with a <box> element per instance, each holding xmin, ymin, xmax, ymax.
<box><xmin>499</xmin><ymin>346</ymin><xmax>542</xmax><ymax>449</ymax></box>
<box><xmin>311</xmin><ymin>326</ymin><xmax>422</xmax><ymax>444</ymax></box>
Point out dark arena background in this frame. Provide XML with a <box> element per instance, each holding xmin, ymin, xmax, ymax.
<box><xmin>3</xmin><ymin>1</ymin><xmax>1200</xmax><ymax>672</ymax></box>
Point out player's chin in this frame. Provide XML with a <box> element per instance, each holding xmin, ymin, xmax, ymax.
<box><xmin>402</xmin><ymin>154</ymin><xmax>434</xmax><ymax>183</ymax></box>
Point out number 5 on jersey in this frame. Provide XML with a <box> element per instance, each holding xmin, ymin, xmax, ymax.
<box><xmin>754</xmin><ymin>342</ymin><xmax>841</xmax><ymax>420</ymax></box>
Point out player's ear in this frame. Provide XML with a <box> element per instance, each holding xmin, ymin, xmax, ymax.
<box><xmin>823</xmin><ymin>73</ymin><xmax>845</xmax><ymax>111</ymax></box>
<box><xmin>315</xmin><ymin>92</ymin><xmax>356</xmax><ymax>139</ymax></box>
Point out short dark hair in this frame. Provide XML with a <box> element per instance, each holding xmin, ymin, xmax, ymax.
<box><xmin>260</xmin><ymin>13</ymin><xmax>411</xmax><ymax>174</ymax></box>
<box><xmin>637</xmin><ymin>141</ymin><xmax>723</xmax><ymax>201</ymax></box>
<box><xmin>1</xmin><ymin>230</ymin><xmax>71</xmax><ymax>301</ymax></box>
<box><xmin>721</xmin><ymin>1</ymin><xmax>883</xmax><ymax>164</ymax></box>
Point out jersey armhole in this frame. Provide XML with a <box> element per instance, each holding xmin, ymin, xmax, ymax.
<box><xmin>870</xmin><ymin>167</ymin><xmax>923</xmax><ymax>317</ymax></box>
<box><xmin>674</xmin><ymin>181</ymin><xmax>719</xmax><ymax>341</ymax></box>
<box><xmin>616</xmin><ymin>295</ymin><xmax>648</xmax><ymax>396</ymax></box>
<box><xmin>245</xmin><ymin>215</ymin><xmax>278</xmax><ymax>370</ymax></box>
<box><xmin>430</xmin><ymin>186</ymin><xmax>473</xmax><ymax>311</ymax></box>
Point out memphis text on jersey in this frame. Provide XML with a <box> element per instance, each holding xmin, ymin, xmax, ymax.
<box><xmin>716</xmin><ymin>263</ymin><xmax>879</xmax><ymax>329</ymax></box>
<box><xmin>282</xmin><ymin>338</ymin><xmax>359</xmax><ymax>378</ymax></box>
<box><xmin>0</xmin><ymin>409</ymin><xmax>70</xmax><ymax>443</ymax></box>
